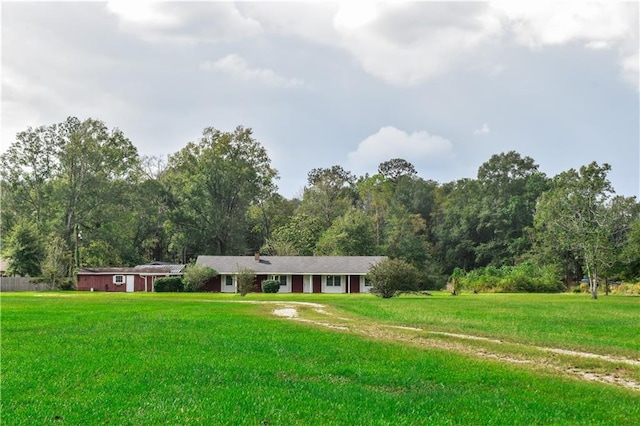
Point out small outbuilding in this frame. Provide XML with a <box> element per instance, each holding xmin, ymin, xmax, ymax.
<box><xmin>77</xmin><ymin>263</ymin><xmax>185</xmax><ymax>292</ymax></box>
<box><xmin>196</xmin><ymin>254</ymin><xmax>386</xmax><ymax>294</ymax></box>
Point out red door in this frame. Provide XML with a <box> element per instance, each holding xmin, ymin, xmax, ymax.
<box><xmin>291</xmin><ymin>275</ymin><xmax>303</xmax><ymax>293</ymax></box>
<box><xmin>312</xmin><ymin>275</ymin><xmax>322</xmax><ymax>293</ymax></box>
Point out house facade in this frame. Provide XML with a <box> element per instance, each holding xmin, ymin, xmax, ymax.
<box><xmin>196</xmin><ymin>254</ymin><xmax>386</xmax><ymax>294</ymax></box>
<box><xmin>77</xmin><ymin>263</ymin><xmax>185</xmax><ymax>292</ymax></box>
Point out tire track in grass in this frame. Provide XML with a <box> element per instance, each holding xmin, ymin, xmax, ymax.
<box><xmin>269</xmin><ymin>302</ymin><xmax>640</xmax><ymax>392</ymax></box>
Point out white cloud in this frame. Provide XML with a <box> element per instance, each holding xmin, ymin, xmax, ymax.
<box><xmin>491</xmin><ymin>2</ymin><xmax>638</xmax><ymax>89</ymax></box>
<box><xmin>333</xmin><ymin>3</ymin><xmax>504</xmax><ymax>85</ymax></box>
<box><xmin>106</xmin><ymin>2</ymin><xmax>262</xmax><ymax>44</ymax></box>
<box><xmin>347</xmin><ymin>126</ymin><xmax>454</xmax><ymax>174</ymax></box>
<box><xmin>491</xmin><ymin>2</ymin><xmax>632</xmax><ymax>48</ymax></box>
<box><xmin>473</xmin><ymin>123</ymin><xmax>491</xmax><ymax>135</ymax></box>
<box><xmin>201</xmin><ymin>54</ymin><xmax>304</xmax><ymax>88</ymax></box>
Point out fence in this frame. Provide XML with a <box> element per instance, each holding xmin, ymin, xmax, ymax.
<box><xmin>0</xmin><ymin>277</ymin><xmax>53</xmax><ymax>292</ymax></box>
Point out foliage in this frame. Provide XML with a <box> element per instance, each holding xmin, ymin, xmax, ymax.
<box><xmin>377</xmin><ymin>158</ymin><xmax>417</xmax><ymax>181</ymax></box>
<box><xmin>182</xmin><ymin>264</ymin><xmax>218</xmax><ymax>292</ymax></box>
<box><xmin>2</xmin><ymin>219</ymin><xmax>44</xmax><ymax>277</ymax></box>
<box><xmin>455</xmin><ymin>262</ymin><xmax>563</xmax><ymax>293</ymax></box>
<box><xmin>154</xmin><ymin>277</ymin><xmax>184</xmax><ymax>292</ymax></box>
<box><xmin>315</xmin><ymin>208</ymin><xmax>376</xmax><ymax>255</ymax></box>
<box><xmin>236</xmin><ymin>267</ymin><xmax>256</xmax><ymax>296</ymax></box>
<box><xmin>163</xmin><ymin>126</ymin><xmax>278</xmax><ymax>260</ymax></box>
<box><xmin>300</xmin><ymin>165</ymin><xmax>356</xmax><ymax>228</ymax></box>
<box><xmin>261</xmin><ymin>279</ymin><xmax>281</xmax><ymax>293</ymax></box>
<box><xmin>610</xmin><ymin>282</ymin><xmax>640</xmax><ymax>295</ymax></box>
<box><xmin>367</xmin><ymin>258</ymin><xmax>419</xmax><ymax>298</ymax></box>
<box><xmin>532</xmin><ymin>162</ymin><xmax>630</xmax><ymax>299</ymax></box>
<box><xmin>38</xmin><ymin>235</ymin><xmax>72</xmax><ymax>290</ymax></box>
<box><xmin>262</xmin><ymin>213</ymin><xmax>324</xmax><ymax>255</ymax></box>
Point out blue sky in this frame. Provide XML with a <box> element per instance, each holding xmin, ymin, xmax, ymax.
<box><xmin>2</xmin><ymin>1</ymin><xmax>638</xmax><ymax>198</ymax></box>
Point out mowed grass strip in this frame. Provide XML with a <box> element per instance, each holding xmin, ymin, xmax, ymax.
<box><xmin>1</xmin><ymin>293</ymin><xmax>638</xmax><ymax>425</ymax></box>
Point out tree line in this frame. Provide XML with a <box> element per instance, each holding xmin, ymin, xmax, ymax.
<box><xmin>2</xmin><ymin>117</ymin><xmax>639</xmax><ymax>297</ymax></box>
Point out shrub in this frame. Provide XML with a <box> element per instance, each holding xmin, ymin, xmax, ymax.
<box><xmin>368</xmin><ymin>258</ymin><xmax>419</xmax><ymax>298</ymax></box>
<box><xmin>456</xmin><ymin>262</ymin><xmax>563</xmax><ymax>293</ymax></box>
<box><xmin>261</xmin><ymin>279</ymin><xmax>280</xmax><ymax>293</ymax></box>
<box><xmin>610</xmin><ymin>282</ymin><xmax>640</xmax><ymax>295</ymax></box>
<box><xmin>182</xmin><ymin>264</ymin><xmax>217</xmax><ymax>292</ymax></box>
<box><xmin>236</xmin><ymin>268</ymin><xmax>256</xmax><ymax>296</ymax></box>
<box><xmin>154</xmin><ymin>277</ymin><xmax>184</xmax><ymax>292</ymax></box>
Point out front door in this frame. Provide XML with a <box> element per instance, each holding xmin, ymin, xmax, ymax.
<box><xmin>126</xmin><ymin>275</ymin><xmax>135</xmax><ymax>293</ymax></box>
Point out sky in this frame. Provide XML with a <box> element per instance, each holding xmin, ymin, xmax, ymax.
<box><xmin>2</xmin><ymin>1</ymin><xmax>639</xmax><ymax>199</ymax></box>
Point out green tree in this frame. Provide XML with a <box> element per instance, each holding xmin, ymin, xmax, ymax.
<box><xmin>619</xmin><ymin>215</ymin><xmax>640</xmax><ymax>281</ymax></box>
<box><xmin>315</xmin><ymin>208</ymin><xmax>376</xmax><ymax>255</ymax></box>
<box><xmin>533</xmin><ymin>162</ymin><xmax>618</xmax><ymax>299</ymax></box>
<box><xmin>163</xmin><ymin>126</ymin><xmax>278</xmax><ymax>260</ymax></box>
<box><xmin>367</xmin><ymin>258</ymin><xmax>419</xmax><ymax>298</ymax></box>
<box><xmin>378</xmin><ymin>158</ymin><xmax>417</xmax><ymax>182</ymax></box>
<box><xmin>299</xmin><ymin>165</ymin><xmax>356</xmax><ymax>228</ymax></box>
<box><xmin>262</xmin><ymin>213</ymin><xmax>324</xmax><ymax>256</ymax></box>
<box><xmin>382</xmin><ymin>206</ymin><xmax>430</xmax><ymax>267</ymax></box>
<box><xmin>246</xmin><ymin>194</ymin><xmax>298</xmax><ymax>252</ymax></box>
<box><xmin>356</xmin><ymin>174</ymin><xmax>393</xmax><ymax>246</ymax></box>
<box><xmin>2</xmin><ymin>219</ymin><xmax>44</xmax><ymax>277</ymax></box>
<box><xmin>475</xmin><ymin>151</ymin><xmax>548</xmax><ymax>266</ymax></box>
<box><xmin>431</xmin><ymin>178</ymin><xmax>483</xmax><ymax>272</ymax></box>
<box><xmin>40</xmin><ymin>235</ymin><xmax>72</xmax><ymax>290</ymax></box>
<box><xmin>0</xmin><ymin>124</ymin><xmax>61</xmax><ymax>230</ymax></box>
<box><xmin>182</xmin><ymin>263</ymin><xmax>218</xmax><ymax>292</ymax></box>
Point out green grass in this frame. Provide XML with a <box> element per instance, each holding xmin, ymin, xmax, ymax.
<box><xmin>2</xmin><ymin>292</ymin><xmax>639</xmax><ymax>425</ymax></box>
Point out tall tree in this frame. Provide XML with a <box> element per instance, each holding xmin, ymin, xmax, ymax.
<box><xmin>300</xmin><ymin>165</ymin><xmax>356</xmax><ymax>228</ymax></box>
<box><xmin>356</xmin><ymin>174</ymin><xmax>393</xmax><ymax>246</ymax></box>
<box><xmin>315</xmin><ymin>208</ymin><xmax>376</xmax><ymax>256</ymax></box>
<box><xmin>262</xmin><ymin>213</ymin><xmax>324</xmax><ymax>256</ymax></box>
<box><xmin>533</xmin><ymin>162</ymin><xmax>617</xmax><ymax>299</ymax></box>
<box><xmin>2</xmin><ymin>219</ymin><xmax>44</xmax><ymax>277</ymax></box>
<box><xmin>378</xmin><ymin>158</ymin><xmax>417</xmax><ymax>182</ymax></box>
<box><xmin>475</xmin><ymin>151</ymin><xmax>548</xmax><ymax>266</ymax></box>
<box><xmin>56</xmin><ymin>117</ymin><xmax>140</xmax><ymax>268</ymax></box>
<box><xmin>163</xmin><ymin>126</ymin><xmax>278</xmax><ymax>260</ymax></box>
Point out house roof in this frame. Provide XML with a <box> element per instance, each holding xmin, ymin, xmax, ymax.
<box><xmin>196</xmin><ymin>255</ymin><xmax>386</xmax><ymax>275</ymax></box>
<box><xmin>78</xmin><ymin>264</ymin><xmax>185</xmax><ymax>275</ymax></box>
<box><xmin>135</xmin><ymin>263</ymin><xmax>186</xmax><ymax>274</ymax></box>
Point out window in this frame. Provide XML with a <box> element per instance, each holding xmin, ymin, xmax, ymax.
<box><xmin>363</xmin><ymin>277</ymin><xmax>371</xmax><ymax>287</ymax></box>
<box><xmin>272</xmin><ymin>275</ymin><xmax>287</xmax><ymax>286</ymax></box>
<box><xmin>225</xmin><ymin>275</ymin><xmax>233</xmax><ymax>286</ymax></box>
<box><xmin>114</xmin><ymin>275</ymin><xmax>125</xmax><ymax>285</ymax></box>
<box><xmin>326</xmin><ymin>275</ymin><xmax>342</xmax><ymax>287</ymax></box>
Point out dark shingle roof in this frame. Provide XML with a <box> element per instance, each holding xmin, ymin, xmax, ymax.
<box><xmin>196</xmin><ymin>255</ymin><xmax>386</xmax><ymax>275</ymax></box>
<box><xmin>78</xmin><ymin>264</ymin><xmax>185</xmax><ymax>275</ymax></box>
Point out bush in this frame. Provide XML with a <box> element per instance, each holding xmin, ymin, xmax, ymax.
<box><xmin>261</xmin><ymin>279</ymin><xmax>280</xmax><ymax>293</ymax></box>
<box><xmin>154</xmin><ymin>277</ymin><xmax>184</xmax><ymax>292</ymax></box>
<box><xmin>182</xmin><ymin>264</ymin><xmax>217</xmax><ymax>292</ymax></box>
<box><xmin>456</xmin><ymin>262</ymin><xmax>563</xmax><ymax>293</ymax></box>
<box><xmin>368</xmin><ymin>258</ymin><xmax>419</xmax><ymax>298</ymax></box>
<box><xmin>236</xmin><ymin>268</ymin><xmax>256</xmax><ymax>296</ymax></box>
<box><xmin>610</xmin><ymin>282</ymin><xmax>640</xmax><ymax>295</ymax></box>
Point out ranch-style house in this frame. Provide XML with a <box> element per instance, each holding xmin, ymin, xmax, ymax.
<box><xmin>197</xmin><ymin>254</ymin><xmax>386</xmax><ymax>294</ymax></box>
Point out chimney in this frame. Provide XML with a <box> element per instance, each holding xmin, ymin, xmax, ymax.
<box><xmin>254</xmin><ymin>252</ymin><xmax>260</xmax><ymax>262</ymax></box>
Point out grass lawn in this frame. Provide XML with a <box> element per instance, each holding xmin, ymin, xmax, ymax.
<box><xmin>1</xmin><ymin>291</ymin><xmax>639</xmax><ymax>425</ymax></box>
